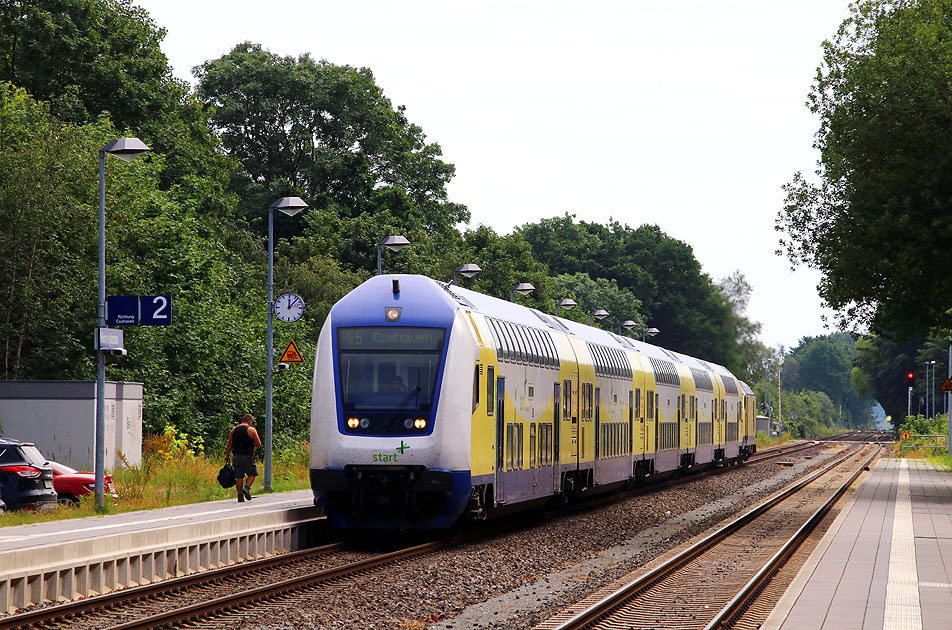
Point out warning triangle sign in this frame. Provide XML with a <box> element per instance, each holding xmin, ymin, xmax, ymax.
<box><xmin>941</xmin><ymin>377</ymin><xmax>952</xmax><ymax>392</ymax></box>
<box><xmin>279</xmin><ymin>340</ymin><xmax>305</xmax><ymax>364</ymax></box>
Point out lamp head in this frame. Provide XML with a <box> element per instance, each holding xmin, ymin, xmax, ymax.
<box><xmin>513</xmin><ymin>282</ymin><xmax>535</xmax><ymax>296</ymax></box>
<box><xmin>644</xmin><ymin>327</ymin><xmax>660</xmax><ymax>338</ymax></box>
<box><xmin>379</xmin><ymin>235</ymin><xmax>410</xmax><ymax>252</ymax></box>
<box><xmin>592</xmin><ymin>309</ymin><xmax>609</xmax><ymax>321</ymax></box>
<box><xmin>620</xmin><ymin>320</ymin><xmax>636</xmax><ymax>331</ymax></box>
<box><xmin>456</xmin><ymin>263</ymin><xmax>482</xmax><ymax>279</ymax></box>
<box><xmin>557</xmin><ymin>298</ymin><xmax>576</xmax><ymax>311</ymax></box>
<box><xmin>269</xmin><ymin>196</ymin><xmax>308</xmax><ymax>217</ymax></box>
<box><xmin>102</xmin><ymin>137</ymin><xmax>150</xmax><ymax>162</ymax></box>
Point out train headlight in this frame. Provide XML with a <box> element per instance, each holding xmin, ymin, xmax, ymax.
<box><xmin>414</xmin><ymin>418</ymin><xmax>427</xmax><ymax>429</ymax></box>
<box><xmin>347</xmin><ymin>417</ymin><xmax>360</xmax><ymax>429</ymax></box>
<box><xmin>404</xmin><ymin>418</ymin><xmax>414</xmax><ymax>429</ymax></box>
<box><xmin>360</xmin><ymin>418</ymin><xmax>371</xmax><ymax>428</ymax></box>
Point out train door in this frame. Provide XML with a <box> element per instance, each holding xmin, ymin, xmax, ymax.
<box><xmin>494</xmin><ymin>376</ymin><xmax>506</xmax><ymax>503</ymax></box>
<box><xmin>594</xmin><ymin>387</ymin><xmax>601</xmax><ymax>460</ymax></box>
<box><xmin>553</xmin><ymin>382</ymin><xmax>561</xmax><ymax>491</ymax></box>
<box><xmin>628</xmin><ymin>390</ymin><xmax>634</xmax><ymax>458</ymax></box>
<box><xmin>565</xmin><ymin>376</ymin><xmax>579</xmax><ymax>467</ymax></box>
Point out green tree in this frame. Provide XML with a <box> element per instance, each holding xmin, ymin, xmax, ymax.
<box><xmin>0</xmin><ymin>84</ymin><xmax>100</xmax><ymax>378</ymax></box>
<box><xmin>788</xmin><ymin>333</ymin><xmax>873</xmax><ymax>428</ymax></box>
<box><xmin>778</xmin><ymin>0</ymin><xmax>952</xmax><ymax>338</ymax></box>
<box><xmin>519</xmin><ymin>214</ymin><xmax>751</xmax><ymax>372</ymax></box>
<box><xmin>548</xmin><ymin>273</ymin><xmax>645</xmax><ymax>335</ymax></box>
<box><xmin>194</xmin><ymin>42</ymin><xmax>468</xmax><ymax>237</ymax></box>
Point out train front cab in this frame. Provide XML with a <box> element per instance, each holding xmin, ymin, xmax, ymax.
<box><xmin>309</xmin><ymin>276</ymin><xmax>476</xmax><ymax>530</ymax></box>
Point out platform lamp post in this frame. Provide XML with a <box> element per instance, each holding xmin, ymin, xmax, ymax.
<box><xmin>618</xmin><ymin>320</ymin><xmax>636</xmax><ymax>335</ymax></box>
<box><xmin>377</xmin><ymin>235</ymin><xmax>410</xmax><ymax>275</ymax></box>
<box><xmin>510</xmin><ymin>282</ymin><xmax>535</xmax><ymax>302</ymax></box>
<box><xmin>589</xmin><ymin>309</ymin><xmax>609</xmax><ymax>326</ymax></box>
<box><xmin>555</xmin><ymin>298</ymin><xmax>576</xmax><ymax>317</ymax></box>
<box><xmin>453</xmin><ymin>263</ymin><xmax>481</xmax><ymax>285</ymax></box>
<box><xmin>265</xmin><ymin>196</ymin><xmax>308</xmax><ymax>492</ymax></box>
<box><xmin>930</xmin><ymin>360</ymin><xmax>937</xmax><ymax>418</ymax></box>
<box><xmin>95</xmin><ymin>137</ymin><xmax>150</xmax><ymax>508</ymax></box>
<box><xmin>642</xmin><ymin>327</ymin><xmax>659</xmax><ymax>343</ymax></box>
<box><xmin>924</xmin><ymin>361</ymin><xmax>931</xmax><ymax>419</ymax></box>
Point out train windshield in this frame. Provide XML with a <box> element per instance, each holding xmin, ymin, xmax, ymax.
<box><xmin>337</xmin><ymin>327</ymin><xmax>446</xmax><ymax>412</ymax></box>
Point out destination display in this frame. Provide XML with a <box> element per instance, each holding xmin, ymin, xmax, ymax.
<box><xmin>338</xmin><ymin>327</ymin><xmax>444</xmax><ymax>352</ymax></box>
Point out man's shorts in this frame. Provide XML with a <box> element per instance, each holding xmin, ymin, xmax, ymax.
<box><xmin>232</xmin><ymin>454</ymin><xmax>258</xmax><ymax>478</ymax></box>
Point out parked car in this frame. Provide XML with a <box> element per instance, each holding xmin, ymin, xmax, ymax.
<box><xmin>0</xmin><ymin>438</ymin><xmax>57</xmax><ymax>511</ymax></box>
<box><xmin>49</xmin><ymin>461</ymin><xmax>118</xmax><ymax>505</ymax></box>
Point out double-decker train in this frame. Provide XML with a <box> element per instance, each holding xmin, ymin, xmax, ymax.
<box><xmin>309</xmin><ymin>274</ymin><xmax>758</xmax><ymax>529</ymax></box>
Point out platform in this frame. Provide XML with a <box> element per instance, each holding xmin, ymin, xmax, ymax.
<box><xmin>764</xmin><ymin>457</ymin><xmax>952</xmax><ymax>630</ymax></box>
<box><xmin>0</xmin><ymin>490</ymin><xmax>322</xmax><ymax>613</ymax></box>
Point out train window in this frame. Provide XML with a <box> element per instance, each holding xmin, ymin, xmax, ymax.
<box><xmin>530</xmin><ymin>423</ymin><xmax>536</xmax><ymax>468</ymax></box>
<box><xmin>472</xmin><ymin>364</ymin><xmax>480</xmax><ymax>413</ymax></box>
<box><xmin>519</xmin><ymin>326</ymin><xmax>532</xmax><ymax>365</ymax></box>
<box><xmin>563</xmin><ymin>379</ymin><xmax>572</xmax><ymax>421</ymax></box>
<box><xmin>490</xmin><ymin>319</ymin><xmax>509</xmax><ymax>361</ymax></box>
<box><xmin>535</xmin><ymin>329</ymin><xmax>547</xmax><ymax>366</ymax></box>
<box><xmin>518</xmin><ymin>423</ymin><xmax>524</xmax><ymax>469</ymax></box>
<box><xmin>487</xmin><ymin>366</ymin><xmax>495</xmax><ymax>416</ymax></box>
<box><xmin>500</xmin><ymin>321</ymin><xmax>517</xmax><ymax>362</ymax></box>
<box><xmin>506</xmin><ymin>322</ymin><xmax>525</xmax><ymax>364</ymax></box>
<box><xmin>487</xmin><ymin>319</ymin><xmax>502</xmax><ymax>358</ymax></box>
<box><xmin>528</xmin><ymin>328</ymin><xmax>542</xmax><ymax>366</ymax></box>
<box><xmin>655</xmin><ymin>392</ymin><xmax>660</xmax><ymax>421</ymax></box>
<box><xmin>523</xmin><ymin>326</ymin><xmax>539</xmax><ymax>366</ymax></box>
<box><xmin>646</xmin><ymin>390</ymin><xmax>654</xmax><ymax>423</ymax></box>
<box><xmin>549</xmin><ymin>333</ymin><xmax>560</xmax><ymax>368</ymax></box>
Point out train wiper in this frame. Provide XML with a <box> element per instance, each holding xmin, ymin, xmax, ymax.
<box><xmin>384</xmin><ymin>385</ymin><xmax>422</xmax><ymax>427</ymax></box>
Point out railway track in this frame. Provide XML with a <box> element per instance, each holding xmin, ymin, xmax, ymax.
<box><xmin>0</xmin><ymin>436</ymin><xmax>866</xmax><ymax>629</ymax></box>
<box><xmin>533</xmin><ymin>443</ymin><xmax>880</xmax><ymax>630</ymax></box>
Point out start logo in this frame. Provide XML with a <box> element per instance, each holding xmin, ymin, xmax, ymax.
<box><xmin>371</xmin><ymin>440</ymin><xmax>411</xmax><ymax>462</ymax></box>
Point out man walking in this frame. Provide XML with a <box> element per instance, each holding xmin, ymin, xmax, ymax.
<box><xmin>225</xmin><ymin>413</ymin><xmax>262</xmax><ymax>502</ymax></box>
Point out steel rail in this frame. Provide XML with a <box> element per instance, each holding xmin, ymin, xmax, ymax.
<box><xmin>702</xmin><ymin>445</ymin><xmax>881</xmax><ymax>630</ymax></box>
<box><xmin>102</xmin><ymin>537</ymin><xmax>459</xmax><ymax>630</ymax></box>
<box><xmin>0</xmin><ymin>540</ymin><xmax>346</xmax><ymax>630</ymax></box>
<box><xmin>544</xmin><ymin>445</ymin><xmax>871</xmax><ymax>630</ymax></box>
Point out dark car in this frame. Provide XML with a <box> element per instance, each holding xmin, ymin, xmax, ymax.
<box><xmin>49</xmin><ymin>461</ymin><xmax>118</xmax><ymax>506</ymax></box>
<box><xmin>0</xmin><ymin>438</ymin><xmax>57</xmax><ymax>511</ymax></box>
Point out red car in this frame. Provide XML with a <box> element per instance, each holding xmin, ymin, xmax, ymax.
<box><xmin>49</xmin><ymin>461</ymin><xmax>118</xmax><ymax>506</ymax></box>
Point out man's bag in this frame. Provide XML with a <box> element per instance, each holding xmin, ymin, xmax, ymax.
<box><xmin>217</xmin><ymin>463</ymin><xmax>235</xmax><ymax>488</ymax></box>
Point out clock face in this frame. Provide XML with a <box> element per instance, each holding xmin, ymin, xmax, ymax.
<box><xmin>274</xmin><ymin>293</ymin><xmax>305</xmax><ymax>323</ymax></box>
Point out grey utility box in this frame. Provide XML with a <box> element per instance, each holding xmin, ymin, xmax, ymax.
<box><xmin>0</xmin><ymin>381</ymin><xmax>142</xmax><ymax>470</ymax></box>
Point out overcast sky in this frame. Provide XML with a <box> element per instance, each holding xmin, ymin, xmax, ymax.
<box><xmin>136</xmin><ymin>0</ymin><xmax>855</xmax><ymax>350</ymax></box>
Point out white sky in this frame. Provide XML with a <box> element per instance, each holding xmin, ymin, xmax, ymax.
<box><xmin>136</xmin><ymin>0</ymin><xmax>854</xmax><ymax>350</ymax></box>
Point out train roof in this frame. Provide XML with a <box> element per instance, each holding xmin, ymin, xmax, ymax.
<box><xmin>369</xmin><ymin>275</ymin><xmax>740</xmax><ymax>383</ymax></box>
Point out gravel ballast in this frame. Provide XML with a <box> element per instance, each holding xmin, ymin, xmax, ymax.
<box><xmin>231</xmin><ymin>444</ymin><xmax>850</xmax><ymax>630</ymax></box>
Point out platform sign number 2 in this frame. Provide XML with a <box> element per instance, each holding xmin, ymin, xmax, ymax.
<box><xmin>140</xmin><ymin>295</ymin><xmax>172</xmax><ymax>326</ymax></box>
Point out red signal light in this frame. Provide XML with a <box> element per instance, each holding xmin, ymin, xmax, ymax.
<box><xmin>906</xmin><ymin>371</ymin><xmax>915</xmax><ymax>380</ymax></box>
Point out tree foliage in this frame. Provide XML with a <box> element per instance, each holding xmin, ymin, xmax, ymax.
<box><xmin>194</xmin><ymin>43</ymin><xmax>468</xmax><ymax>236</ymax></box>
<box><xmin>778</xmin><ymin>0</ymin><xmax>952</xmax><ymax>338</ymax></box>
<box><xmin>518</xmin><ymin>214</ymin><xmax>756</xmax><ymax>373</ymax></box>
<box><xmin>785</xmin><ymin>333</ymin><xmax>872</xmax><ymax>428</ymax></box>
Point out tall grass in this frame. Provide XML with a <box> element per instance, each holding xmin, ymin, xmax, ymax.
<box><xmin>0</xmin><ymin>427</ymin><xmax>311</xmax><ymax>527</ymax></box>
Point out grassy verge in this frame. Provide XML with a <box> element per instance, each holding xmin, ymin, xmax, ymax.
<box><xmin>0</xmin><ymin>429</ymin><xmax>311</xmax><ymax>527</ymax></box>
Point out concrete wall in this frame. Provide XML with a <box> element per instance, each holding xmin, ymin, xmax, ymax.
<box><xmin>0</xmin><ymin>381</ymin><xmax>142</xmax><ymax>470</ymax></box>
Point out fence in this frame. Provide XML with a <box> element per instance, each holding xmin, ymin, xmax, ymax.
<box><xmin>899</xmin><ymin>433</ymin><xmax>949</xmax><ymax>457</ymax></box>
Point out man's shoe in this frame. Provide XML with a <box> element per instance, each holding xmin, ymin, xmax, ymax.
<box><xmin>243</xmin><ymin>488</ymin><xmax>252</xmax><ymax>501</ymax></box>
<box><xmin>238</xmin><ymin>493</ymin><xmax>245</xmax><ymax>502</ymax></box>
